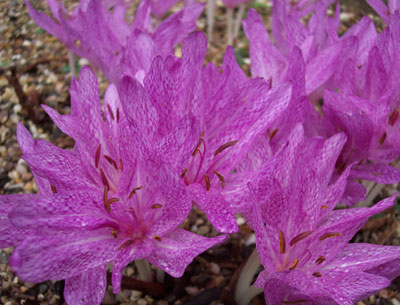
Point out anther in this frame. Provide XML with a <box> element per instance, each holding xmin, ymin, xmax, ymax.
<box><xmin>107</xmin><ymin>104</ymin><xmax>115</xmax><ymax>121</ymax></box>
<box><xmin>279</xmin><ymin>230</ymin><xmax>286</xmax><ymax>254</ymax></box>
<box><xmin>119</xmin><ymin>158</ymin><xmax>123</xmax><ymax>171</ymax></box>
<box><xmin>151</xmin><ymin>204</ymin><xmax>163</xmax><ymax>209</ymax></box>
<box><xmin>116</xmin><ymin>108</ymin><xmax>120</xmax><ymax>123</ymax></box>
<box><xmin>269</xmin><ymin>128</ymin><xmax>278</xmax><ymax>141</ymax></box>
<box><xmin>154</xmin><ymin>235</ymin><xmax>162</xmax><ymax>241</ymax></box>
<box><xmin>128</xmin><ymin>186</ymin><xmax>143</xmax><ymax>199</ymax></box>
<box><xmin>321</xmin><ymin>205</ymin><xmax>328</xmax><ymax>209</ymax></box>
<box><xmin>118</xmin><ymin>239</ymin><xmax>134</xmax><ymax>250</ymax></box>
<box><xmin>213</xmin><ymin>170</ymin><xmax>225</xmax><ymax>188</ymax></box>
<box><xmin>95</xmin><ymin>144</ymin><xmax>101</xmax><ymax>168</ymax></box>
<box><xmin>104</xmin><ymin>198</ymin><xmax>119</xmax><ymax>213</ymax></box>
<box><xmin>181</xmin><ymin>168</ymin><xmax>188</xmax><ymax>178</ymax></box>
<box><xmin>50</xmin><ymin>184</ymin><xmax>57</xmax><ymax>194</ymax></box>
<box><xmin>111</xmin><ymin>230</ymin><xmax>118</xmax><ymax>238</ymax></box>
<box><xmin>319</xmin><ymin>232</ymin><xmax>342</xmax><ymax>241</ymax></box>
<box><xmin>104</xmin><ymin>155</ymin><xmax>118</xmax><ymax>170</ymax></box>
<box><xmin>379</xmin><ymin>132</ymin><xmax>387</xmax><ymax>145</ymax></box>
<box><xmin>312</xmin><ymin>272</ymin><xmax>322</xmax><ymax>277</ymax></box>
<box><xmin>103</xmin><ymin>185</ymin><xmax>109</xmax><ymax>201</ymax></box>
<box><xmin>214</xmin><ymin>140</ymin><xmax>238</xmax><ymax>156</ymax></box>
<box><xmin>99</xmin><ymin>168</ymin><xmax>110</xmax><ymax>188</ymax></box>
<box><xmin>289</xmin><ymin>231</ymin><xmax>313</xmax><ymax>247</ymax></box>
<box><xmin>315</xmin><ymin>256</ymin><xmax>326</xmax><ymax>265</ymax></box>
<box><xmin>204</xmin><ymin>174</ymin><xmax>211</xmax><ymax>190</ymax></box>
<box><xmin>289</xmin><ymin>258</ymin><xmax>299</xmax><ymax>270</ymax></box>
<box><xmin>192</xmin><ymin>131</ymin><xmax>205</xmax><ymax>156</ymax></box>
<box><xmin>389</xmin><ymin>108</ymin><xmax>400</xmax><ymax>126</ymax></box>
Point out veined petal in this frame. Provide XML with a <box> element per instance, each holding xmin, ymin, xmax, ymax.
<box><xmin>64</xmin><ymin>266</ymin><xmax>107</xmax><ymax>305</ymax></box>
<box><xmin>10</xmin><ymin>229</ymin><xmax>120</xmax><ymax>282</ymax></box>
<box><xmin>146</xmin><ymin>228</ymin><xmax>226</xmax><ymax>277</ymax></box>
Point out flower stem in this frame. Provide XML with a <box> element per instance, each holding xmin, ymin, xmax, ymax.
<box><xmin>207</xmin><ymin>0</ymin><xmax>215</xmax><ymax>42</ymax></box>
<box><xmin>235</xmin><ymin>249</ymin><xmax>261</xmax><ymax>303</ymax></box>
<box><xmin>227</xmin><ymin>8</ymin><xmax>234</xmax><ymax>45</ymax></box>
<box><xmin>135</xmin><ymin>259</ymin><xmax>152</xmax><ymax>282</ymax></box>
<box><xmin>237</xmin><ymin>285</ymin><xmax>263</xmax><ymax>305</ymax></box>
<box><xmin>68</xmin><ymin>51</ymin><xmax>76</xmax><ymax>78</ymax></box>
<box><xmin>156</xmin><ymin>267</ymin><xmax>165</xmax><ymax>283</ymax></box>
<box><xmin>233</xmin><ymin>4</ymin><xmax>246</xmax><ymax>39</ymax></box>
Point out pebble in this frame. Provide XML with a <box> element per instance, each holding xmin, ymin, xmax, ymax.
<box><xmin>137</xmin><ymin>299</ymin><xmax>148</xmax><ymax>305</ymax></box>
<box><xmin>197</xmin><ymin>225</ymin><xmax>210</xmax><ymax>236</ymax></box>
<box><xmin>185</xmin><ymin>286</ymin><xmax>199</xmax><ymax>296</ymax></box>
<box><xmin>209</xmin><ymin>262</ymin><xmax>220</xmax><ymax>275</ymax></box>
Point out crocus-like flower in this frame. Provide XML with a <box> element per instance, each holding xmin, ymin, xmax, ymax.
<box><xmin>321</xmin><ymin>12</ymin><xmax>400</xmax><ymax>204</ymax></box>
<box><xmin>118</xmin><ymin>32</ymin><xmax>292</xmax><ymax>233</ymax></box>
<box><xmin>6</xmin><ymin>66</ymin><xmax>225</xmax><ymax>305</ymax></box>
<box><xmin>26</xmin><ymin>0</ymin><xmax>203</xmax><ymax>83</ymax></box>
<box><xmin>250</xmin><ymin>124</ymin><xmax>400</xmax><ymax>305</ymax></box>
<box><xmin>243</xmin><ymin>3</ymin><xmax>353</xmax><ymax>101</ymax></box>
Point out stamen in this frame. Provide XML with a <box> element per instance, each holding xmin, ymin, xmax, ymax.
<box><xmin>279</xmin><ymin>230</ymin><xmax>286</xmax><ymax>254</ymax></box>
<box><xmin>95</xmin><ymin>144</ymin><xmax>101</xmax><ymax>168</ymax></box>
<box><xmin>192</xmin><ymin>131</ymin><xmax>205</xmax><ymax>156</ymax></box>
<box><xmin>50</xmin><ymin>184</ymin><xmax>57</xmax><ymax>194</ymax></box>
<box><xmin>289</xmin><ymin>258</ymin><xmax>299</xmax><ymax>270</ymax></box>
<box><xmin>128</xmin><ymin>185</ymin><xmax>143</xmax><ymax>199</ymax></box>
<box><xmin>269</xmin><ymin>128</ymin><xmax>278</xmax><ymax>141</ymax></box>
<box><xmin>312</xmin><ymin>272</ymin><xmax>322</xmax><ymax>277</ymax></box>
<box><xmin>315</xmin><ymin>256</ymin><xmax>326</xmax><ymax>265</ymax></box>
<box><xmin>99</xmin><ymin>168</ymin><xmax>110</xmax><ymax>188</ymax></box>
<box><xmin>181</xmin><ymin>168</ymin><xmax>188</xmax><ymax>178</ymax></box>
<box><xmin>151</xmin><ymin>204</ymin><xmax>163</xmax><ymax>209</ymax></box>
<box><xmin>319</xmin><ymin>232</ymin><xmax>342</xmax><ymax>241</ymax></box>
<box><xmin>321</xmin><ymin>205</ymin><xmax>328</xmax><ymax>209</ymax></box>
<box><xmin>111</xmin><ymin>230</ymin><xmax>118</xmax><ymax>238</ymax></box>
<box><xmin>104</xmin><ymin>155</ymin><xmax>118</xmax><ymax>170</ymax></box>
<box><xmin>107</xmin><ymin>104</ymin><xmax>115</xmax><ymax>121</ymax></box>
<box><xmin>104</xmin><ymin>198</ymin><xmax>119</xmax><ymax>213</ymax></box>
<box><xmin>119</xmin><ymin>158</ymin><xmax>123</xmax><ymax>171</ymax></box>
<box><xmin>289</xmin><ymin>231</ymin><xmax>313</xmax><ymax>247</ymax></box>
<box><xmin>379</xmin><ymin>132</ymin><xmax>387</xmax><ymax>145</ymax></box>
<box><xmin>116</xmin><ymin>108</ymin><xmax>120</xmax><ymax>123</ymax></box>
<box><xmin>204</xmin><ymin>174</ymin><xmax>211</xmax><ymax>190</ymax></box>
<box><xmin>282</xmin><ymin>301</ymin><xmax>308</xmax><ymax>304</ymax></box>
<box><xmin>213</xmin><ymin>170</ymin><xmax>225</xmax><ymax>188</ymax></box>
<box><xmin>118</xmin><ymin>239</ymin><xmax>134</xmax><ymax>250</ymax></box>
<box><xmin>103</xmin><ymin>185</ymin><xmax>109</xmax><ymax>202</ymax></box>
<box><xmin>214</xmin><ymin>140</ymin><xmax>238</xmax><ymax>156</ymax></box>
<box><xmin>154</xmin><ymin>235</ymin><xmax>162</xmax><ymax>241</ymax></box>
<box><xmin>389</xmin><ymin>108</ymin><xmax>400</xmax><ymax>126</ymax></box>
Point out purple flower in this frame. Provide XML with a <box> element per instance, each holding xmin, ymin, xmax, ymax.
<box><xmin>26</xmin><ymin>0</ymin><xmax>203</xmax><ymax>83</ymax></box>
<box><xmin>5</xmin><ymin>66</ymin><xmax>225</xmax><ymax>305</ymax></box>
<box><xmin>366</xmin><ymin>0</ymin><xmax>400</xmax><ymax>24</ymax></box>
<box><xmin>117</xmin><ymin>32</ymin><xmax>292</xmax><ymax>233</ymax></box>
<box><xmin>250</xmin><ymin>125</ymin><xmax>400</xmax><ymax>304</ymax></box>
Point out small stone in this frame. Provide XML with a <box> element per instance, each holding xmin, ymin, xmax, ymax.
<box><xmin>22</xmin><ymin>40</ymin><xmax>32</xmax><ymax>47</ymax></box>
<box><xmin>156</xmin><ymin>301</ymin><xmax>168</xmax><ymax>305</ymax></box>
<box><xmin>209</xmin><ymin>262</ymin><xmax>220</xmax><ymax>275</ymax></box>
<box><xmin>185</xmin><ymin>286</ymin><xmax>199</xmax><ymax>296</ymax></box>
<box><xmin>197</xmin><ymin>225</ymin><xmax>209</xmax><ymax>236</ymax></box>
<box><xmin>37</xmin><ymin>294</ymin><xmax>45</xmax><ymax>301</ymax></box>
<box><xmin>126</xmin><ymin>267</ymin><xmax>134</xmax><ymax>276</ymax></box>
<box><xmin>20</xmin><ymin>286</ymin><xmax>28</xmax><ymax>293</ymax></box>
<box><xmin>137</xmin><ymin>299</ymin><xmax>148</xmax><ymax>305</ymax></box>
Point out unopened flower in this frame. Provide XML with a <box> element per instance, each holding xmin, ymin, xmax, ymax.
<box><xmin>6</xmin><ymin>67</ymin><xmax>225</xmax><ymax>305</ymax></box>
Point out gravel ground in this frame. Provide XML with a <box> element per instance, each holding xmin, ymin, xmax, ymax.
<box><xmin>0</xmin><ymin>0</ymin><xmax>399</xmax><ymax>304</ymax></box>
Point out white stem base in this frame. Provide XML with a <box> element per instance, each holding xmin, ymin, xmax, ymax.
<box><xmin>233</xmin><ymin>4</ymin><xmax>246</xmax><ymax>39</ymax></box>
<box><xmin>68</xmin><ymin>51</ymin><xmax>76</xmax><ymax>78</ymax></box>
<box><xmin>235</xmin><ymin>249</ymin><xmax>261</xmax><ymax>302</ymax></box>
<box><xmin>227</xmin><ymin>8</ymin><xmax>234</xmax><ymax>45</ymax></box>
<box><xmin>135</xmin><ymin>259</ymin><xmax>152</xmax><ymax>282</ymax></box>
<box><xmin>207</xmin><ymin>0</ymin><xmax>215</xmax><ymax>42</ymax></box>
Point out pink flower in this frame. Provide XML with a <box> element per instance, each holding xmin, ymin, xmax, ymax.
<box><xmin>250</xmin><ymin>125</ymin><xmax>400</xmax><ymax>304</ymax></box>
<box><xmin>6</xmin><ymin>67</ymin><xmax>225</xmax><ymax>305</ymax></box>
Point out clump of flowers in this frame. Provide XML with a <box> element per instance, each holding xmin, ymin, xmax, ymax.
<box><xmin>1</xmin><ymin>0</ymin><xmax>400</xmax><ymax>305</ymax></box>
<box><xmin>5</xmin><ymin>67</ymin><xmax>225</xmax><ymax>304</ymax></box>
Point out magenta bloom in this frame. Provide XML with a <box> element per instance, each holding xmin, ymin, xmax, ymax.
<box><xmin>149</xmin><ymin>0</ymin><xmax>181</xmax><ymax>18</ymax></box>
<box><xmin>6</xmin><ymin>67</ymin><xmax>225</xmax><ymax>305</ymax></box>
<box><xmin>117</xmin><ymin>32</ymin><xmax>292</xmax><ymax>233</ymax></box>
<box><xmin>26</xmin><ymin>0</ymin><xmax>203</xmax><ymax>83</ymax></box>
<box><xmin>250</xmin><ymin>125</ymin><xmax>400</xmax><ymax>305</ymax></box>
